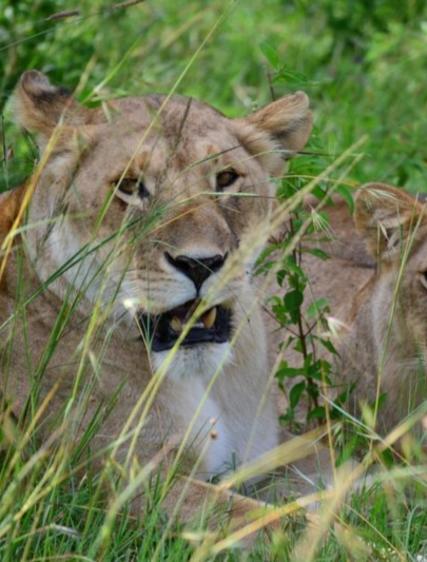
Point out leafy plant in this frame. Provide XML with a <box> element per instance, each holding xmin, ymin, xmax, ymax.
<box><xmin>1</xmin><ymin>1</ymin><xmax>427</xmax><ymax>560</ymax></box>
<box><xmin>259</xmin><ymin>174</ymin><xmax>339</xmax><ymax>432</ymax></box>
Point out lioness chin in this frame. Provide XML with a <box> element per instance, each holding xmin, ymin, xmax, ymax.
<box><xmin>0</xmin><ymin>71</ymin><xmax>315</xmax><ymax>525</ymax></box>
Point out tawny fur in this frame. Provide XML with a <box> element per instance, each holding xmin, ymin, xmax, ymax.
<box><xmin>274</xmin><ymin>186</ymin><xmax>427</xmax><ymax>437</ymax></box>
<box><xmin>338</xmin><ymin>184</ymin><xmax>427</xmax><ymax>434</ymax></box>
<box><xmin>0</xmin><ymin>71</ymin><xmax>319</xmax><ymax>525</ymax></box>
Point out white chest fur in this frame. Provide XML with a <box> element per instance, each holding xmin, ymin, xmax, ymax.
<box><xmin>153</xmin><ymin>341</ymin><xmax>279</xmax><ymax>479</ymax></box>
<box><xmin>153</xmin><ymin>344</ymin><xmax>236</xmax><ymax>476</ymax></box>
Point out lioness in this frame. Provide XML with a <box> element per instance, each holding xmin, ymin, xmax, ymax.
<box><xmin>0</xmin><ymin>71</ymin><xmax>313</xmax><ymax>521</ymax></box>
<box><xmin>291</xmin><ymin>185</ymin><xmax>427</xmax><ymax>438</ymax></box>
<box><xmin>338</xmin><ymin>184</ymin><xmax>427</xmax><ymax>436</ymax></box>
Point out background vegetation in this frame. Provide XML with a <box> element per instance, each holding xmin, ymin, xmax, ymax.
<box><xmin>3</xmin><ymin>0</ymin><xmax>427</xmax><ymax>192</ymax></box>
<box><xmin>0</xmin><ymin>0</ymin><xmax>427</xmax><ymax>560</ymax></box>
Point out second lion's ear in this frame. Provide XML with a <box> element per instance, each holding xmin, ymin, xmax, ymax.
<box><xmin>14</xmin><ymin>71</ymin><xmax>91</xmax><ymax>145</ymax></box>
<box><xmin>235</xmin><ymin>92</ymin><xmax>313</xmax><ymax>176</ymax></box>
<box><xmin>354</xmin><ymin>183</ymin><xmax>424</xmax><ymax>262</ymax></box>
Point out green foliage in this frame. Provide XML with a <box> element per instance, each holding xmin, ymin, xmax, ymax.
<box><xmin>261</xmin><ymin>167</ymin><xmax>343</xmax><ymax>432</ymax></box>
<box><xmin>2</xmin><ymin>0</ymin><xmax>427</xmax><ymax>192</ymax></box>
<box><xmin>1</xmin><ymin>1</ymin><xmax>427</xmax><ymax>560</ymax></box>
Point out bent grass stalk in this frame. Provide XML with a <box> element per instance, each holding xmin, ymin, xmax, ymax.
<box><xmin>2</xmin><ymin>3</ymin><xmax>427</xmax><ymax>560</ymax></box>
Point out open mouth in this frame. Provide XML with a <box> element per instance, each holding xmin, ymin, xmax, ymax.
<box><xmin>137</xmin><ymin>299</ymin><xmax>232</xmax><ymax>352</ymax></box>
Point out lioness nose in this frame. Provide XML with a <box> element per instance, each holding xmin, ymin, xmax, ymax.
<box><xmin>165</xmin><ymin>252</ymin><xmax>227</xmax><ymax>290</ymax></box>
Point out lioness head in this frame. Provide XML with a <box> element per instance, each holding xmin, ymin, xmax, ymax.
<box><xmin>355</xmin><ymin>183</ymin><xmax>427</xmax><ymax>362</ymax></box>
<box><xmin>13</xmin><ymin>70</ymin><xmax>312</xmax><ymax>375</ymax></box>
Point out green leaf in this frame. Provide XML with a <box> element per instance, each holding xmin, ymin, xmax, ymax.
<box><xmin>277</xmin><ymin>182</ymin><xmax>297</xmax><ymax>200</ymax></box>
<box><xmin>290</xmin><ymin>381</ymin><xmax>306</xmax><ymax>409</ymax></box>
<box><xmin>307</xmin><ymin>297</ymin><xmax>329</xmax><ymax>318</ymax></box>
<box><xmin>276</xmin><ymin>268</ymin><xmax>287</xmax><ymax>286</ymax></box>
<box><xmin>275</xmin><ymin>362</ymin><xmax>305</xmax><ymax>381</ymax></box>
<box><xmin>311</xmin><ymin>185</ymin><xmax>328</xmax><ymax>200</ymax></box>
<box><xmin>288</xmin><ymin>273</ymin><xmax>307</xmax><ymax>292</ymax></box>
<box><xmin>318</xmin><ymin>337</ymin><xmax>337</xmax><ymax>355</ymax></box>
<box><xmin>260</xmin><ymin>42</ymin><xmax>280</xmax><ymax>69</ymax></box>
<box><xmin>306</xmin><ymin>248</ymin><xmax>329</xmax><ymax>261</ymax></box>
<box><xmin>336</xmin><ymin>184</ymin><xmax>355</xmax><ymax>212</ymax></box>
<box><xmin>283</xmin><ymin>289</ymin><xmax>304</xmax><ymax>323</ymax></box>
<box><xmin>293</xmin><ymin>338</ymin><xmax>304</xmax><ymax>354</ymax></box>
<box><xmin>304</xmin><ymin>357</ymin><xmax>331</xmax><ymax>380</ymax></box>
<box><xmin>307</xmin><ymin>405</ymin><xmax>326</xmax><ymax>422</ymax></box>
<box><xmin>283</xmin><ymin>256</ymin><xmax>306</xmax><ymax>280</ymax></box>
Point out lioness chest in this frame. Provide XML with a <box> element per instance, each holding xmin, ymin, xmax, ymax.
<box><xmin>0</xmin><ymin>259</ymin><xmax>278</xmax><ymax>477</ymax></box>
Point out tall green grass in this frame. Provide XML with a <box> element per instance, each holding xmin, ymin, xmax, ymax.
<box><xmin>0</xmin><ymin>1</ymin><xmax>426</xmax><ymax>560</ymax></box>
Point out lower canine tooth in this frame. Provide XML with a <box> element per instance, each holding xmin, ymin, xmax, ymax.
<box><xmin>170</xmin><ymin>316</ymin><xmax>183</xmax><ymax>333</ymax></box>
<box><xmin>202</xmin><ymin>307</ymin><xmax>217</xmax><ymax>329</ymax></box>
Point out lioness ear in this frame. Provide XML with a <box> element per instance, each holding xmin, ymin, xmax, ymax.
<box><xmin>235</xmin><ymin>92</ymin><xmax>312</xmax><ymax>176</ymax></box>
<box><xmin>14</xmin><ymin>70</ymin><xmax>90</xmax><ymax>144</ymax></box>
<box><xmin>354</xmin><ymin>183</ymin><xmax>424</xmax><ymax>262</ymax></box>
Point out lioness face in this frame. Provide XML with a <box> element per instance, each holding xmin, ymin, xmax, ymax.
<box><xmin>355</xmin><ymin>184</ymin><xmax>427</xmax><ymax>361</ymax></box>
<box><xmin>15</xmin><ymin>71</ymin><xmax>312</xmax><ymax>373</ymax></box>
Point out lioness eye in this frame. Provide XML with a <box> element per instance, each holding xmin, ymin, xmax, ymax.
<box><xmin>216</xmin><ymin>168</ymin><xmax>239</xmax><ymax>191</ymax></box>
<box><xmin>117</xmin><ymin>178</ymin><xmax>150</xmax><ymax>199</ymax></box>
